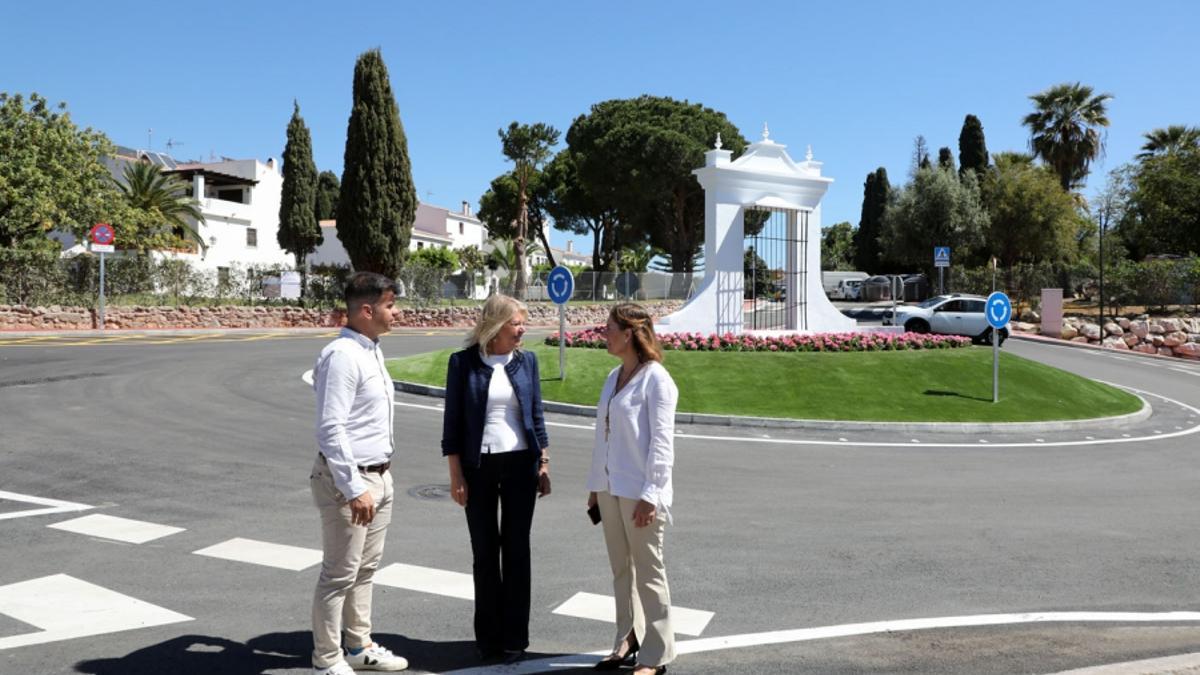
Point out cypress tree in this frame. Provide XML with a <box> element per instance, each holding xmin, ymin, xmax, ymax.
<box><xmin>277</xmin><ymin>101</ymin><xmax>322</xmax><ymax>296</ymax></box>
<box><xmin>853</xmin><ymin>167</ymin><xmax>890</xmax><ymax>272</ymax></box>
<box><xmin>337</xmin><ymin>48</ymin><xmax>417</xmax><ymax>277</ymax></box>
<box><xmin>958</xmin><ymin>114</ymin><xmax>989</xmax><ymax>177</ymax></box>
<box><xmin>315</xmin><ymin>170</ymin><xmax>340</xmax><ymax>220</ymax></box>
<box><xmin>937</xmin><ymin>147</ymin><xmax>955</xmax><ymax>171</ymax></box>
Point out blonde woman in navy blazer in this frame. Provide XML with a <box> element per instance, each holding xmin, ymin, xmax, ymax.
<box><xmin>441</xmin><ymin>294</ymin><xmax>551</xmax><ymax>664</ymax></box>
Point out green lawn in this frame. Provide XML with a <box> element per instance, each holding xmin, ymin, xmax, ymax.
<box><xmin>388</xmin><ymin>345</ymin><xmax>1143</xmax><ymax>423</ymax></box>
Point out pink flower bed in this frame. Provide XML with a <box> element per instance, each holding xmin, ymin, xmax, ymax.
<box><xmin>545</xmin><ymin>327</ymin><xmax>972</xmax><ymax>352</ymax></box>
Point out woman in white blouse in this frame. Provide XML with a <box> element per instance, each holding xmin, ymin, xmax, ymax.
<box><xmin>586</xmin><ymin>303</ymin><xmax>678</xmax><ymax>675</ymax></box>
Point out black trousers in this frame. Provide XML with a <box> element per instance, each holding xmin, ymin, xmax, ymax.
<box><xmin>463</xmin><ymin>450</ymin><xmax>538</xmax><ymax>652</ymax></box>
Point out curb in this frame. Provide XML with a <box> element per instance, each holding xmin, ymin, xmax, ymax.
<box><xmin>1046</xmin><ymin>651</ymin><xmax>1200</xmax><ymax>674</ymax></box>
<box><xmin>394</xmin><ymin>380</ymin><xmax>1152</xmax><ymax>434</ymax></box>
<box><xmin>1012</xmin><ymin>332</ymin><xmax>1200</xmax><ymax>363</ymax></box>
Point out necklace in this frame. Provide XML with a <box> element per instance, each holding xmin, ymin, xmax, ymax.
<box><xmin>605</xmin><ymin>361</ymin><xmax>645</xmax><ymax>442</ymax></box>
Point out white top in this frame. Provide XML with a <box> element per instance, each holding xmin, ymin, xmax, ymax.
<box><xmin>480</xmin><ymin>350</ymin><xmax>527</xmax><ymax>454</ymax></box>
<box><xmin>586</xmin><ymin>361</ymin><xmax>678</xmax><ymax>521</ymax></box>
<box><xmin>313</xmin><ymin>327</ymin><xmax>395</xmax><ymax>500</ymax></box>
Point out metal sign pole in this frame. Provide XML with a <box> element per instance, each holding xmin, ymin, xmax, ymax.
<box><xmin>98</xmin><ymin>251</ymin><xmax>107</xmax><ymax>330</ymax></box>
<box><xmin>992</xmin><ymin>328</ymin><xmax>999</xmax><ymax>403</ymax></box>
<box><xmin>558</xmin><ymin>303</ymin><xmax>566</xmax><ymax>381</ymax></box>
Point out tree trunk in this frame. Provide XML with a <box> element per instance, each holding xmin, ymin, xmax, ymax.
<box><xmin>591</xmin><ymin>221</ymin><xmax>602</xmax><ymax>271</ymax></box>
<box><xmin>534</xmin><ymin>216</ymin><xmax>556</xmax><ymax>268</ymax></box>
<box><xmin>513</xmin><ymin>184</ymin><xmax>529</xmax><ymax>299</ymax></box>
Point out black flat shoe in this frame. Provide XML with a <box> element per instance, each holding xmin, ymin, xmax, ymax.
<box><xmin>502</xmin><ymin>649</ymin><xmax>526</xmax><ymax>664</ymax></box>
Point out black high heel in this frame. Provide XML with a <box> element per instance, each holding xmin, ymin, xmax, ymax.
<box><xmin>593</xmin><ymin>635</ymin><xmax>639</xmax><ymax>670</ymax></box>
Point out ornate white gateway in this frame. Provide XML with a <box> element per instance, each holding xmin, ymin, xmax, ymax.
<box><xmin>657</xmin><ymin>126</ymin><xmax>856</xmax><ymax>335</ymax></box>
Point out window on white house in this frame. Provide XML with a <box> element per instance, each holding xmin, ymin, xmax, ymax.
<box><xmin>218</xmin><ymin>267</ymin><xmax>230</xmax><ymax>287</ymax></box>
<box><xmin>246</xmin><ymin>228</ymin><xmax>257</xmax><ymax>247</ymax></box>
<box><xmin>417</xmin><ymin>242</ymin><xmax>424</xmax><ymax>249</ymax></box>
<box><xmin>459</xmin><ymin>222</ymin><xmax>464</xmax><ymax>234</ymax></box>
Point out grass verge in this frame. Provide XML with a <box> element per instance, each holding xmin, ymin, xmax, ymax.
<box><xmin>387</xmin><ymin>345</ymin><xmax>1143</xmax><ymax>423</ymax></box>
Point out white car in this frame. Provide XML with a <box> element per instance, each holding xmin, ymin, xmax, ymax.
<box><xmin>886</xmin><ymin>294</ymin><xmax>1008</xmax><ymax>344</ymax></box>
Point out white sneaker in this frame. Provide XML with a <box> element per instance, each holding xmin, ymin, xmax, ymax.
<box><xmin>345</xmin><ymin>643</ymin><xmax>409</xmax><ymax>671</ymax></box>
<box><xmin>313</xmin><ymin>661</ymin><xmax>356</xmax><ymax>675</ymax></box>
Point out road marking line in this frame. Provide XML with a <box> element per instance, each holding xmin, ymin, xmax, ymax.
<box><xmin>0</xmin><ymin>574</ymin><xmax>191</xmax><ymax>651</ymax></box>
<box><xmin>1169</xmin><ymin>367</ymin><xmax>1200</xmax><ymax>377</ymax></box>
<box><xmin>0</xmin><ymin>490</ymin><xmax>92</xmax><ymax>521</ymax></box>
<box><xmin>192</xmin><ymin>537</ymin><xmax>322</xmax><ymax>571</ymax></box>
<box><xmin>435</xmin><ymin>611</ymin><xmax>1200</xmax><ymax>675</ymax></box>
<box><xmin>374</xmin><ymin>563</ymin><xmax>475</xmax><ymax>600</ymax></box>
<box><xmin>47</xmin><ymin>514</ymin><xmax>184</xmax><ymax>544</ymax></box>
<box><xmin>312</xmin><ymin>373</ymin><xmax>1200</xmax><ymax>450</ymax></box>
<box><xmin>552</xmin><ymin>591</ymin><xmax>714</xmax><ymax>636</ymax></box>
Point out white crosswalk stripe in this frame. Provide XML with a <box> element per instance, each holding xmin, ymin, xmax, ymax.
<box><xmin>192</xmin><ymin>537</ymin><xmax>323</xmax><ymax>571</ymax></box>
<box><xmin>553</xmin><ymin>591</ymin><xmax>715</xmax><ymax>636</ymax></box>
<box><xmin>48</xmin><ymin>514</ymin><xmax>184</xmax><ymax>544</ymax></box>
<box><xmin>0</xmin><ymin>574</ymin><xmax>191</xmax><ymax>651</ymax></box>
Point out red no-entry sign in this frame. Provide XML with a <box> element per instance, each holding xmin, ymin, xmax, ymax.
<box><xmin>89</xmin><ymin>223</ymin><xmax>115</xmax><ymax>246</ymax></box>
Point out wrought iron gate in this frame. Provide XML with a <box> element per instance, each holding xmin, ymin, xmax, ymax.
<box><xmin>744</xmin><ymin>206</ymin><xmax>808</xmax><ymax>331</ymax></box>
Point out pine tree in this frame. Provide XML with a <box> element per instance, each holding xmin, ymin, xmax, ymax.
<box><xmin>853</xmin><ymin>167</ymin><xmax>890</xmax><ymax>272</ymax></box>
<box><xmin>337</xmin><ymin>48</ymin><xmax>417</xmax><ymax>277</ymax></box>
<box><xmin>277</xmin><ymin>101</ymin><xmax>322</xmax><ymax>296</ymax></box>
<box><xmin>958</xmin><ymin>114</ymin><xmax>989</xmax><ymax>177</ymax></box>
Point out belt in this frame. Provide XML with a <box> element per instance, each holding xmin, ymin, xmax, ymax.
<box><xmin>318</xmin><ymin>453</ymin><xmax>390</xmax><ymax>474</ymax></box>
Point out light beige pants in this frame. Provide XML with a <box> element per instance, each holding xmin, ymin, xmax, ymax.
<box><xmin>310</xmin><ymin>455</ymin><xmax>394</xmax><ymax>668</ymax></box>
<box><xmin>596</xmin><ymin>491</ymin><xmax>676</xmax><ymax>667</ymax></box>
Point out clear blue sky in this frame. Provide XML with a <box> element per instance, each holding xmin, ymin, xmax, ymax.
<box><xmin>4</xmin><ymin>1</ymin><xmax>1197</xmax><ymax>255</ymax></box>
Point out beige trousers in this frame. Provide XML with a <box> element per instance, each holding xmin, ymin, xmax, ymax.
<box><xmin>596</xmin><ymin>491</ymin><xmax>676</xmax><ymax>667</ymax></box>
<box><xmin>310</xmin><ymin>455</ymin><xmax>394</xmax><ymax>668</ymax></box>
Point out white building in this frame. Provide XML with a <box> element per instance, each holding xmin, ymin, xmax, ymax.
<box><xmin>309</xmin><ymin>200</ymin><xmax>487</xmax><ymax>267</ymax></box>
<box><xmin>53</xmin><ymin>147</ymin><xmax>295</xmax><ymax>275</ymax></box>
<box><xmin>168</xmin><ymin>157</ymin><xmax>293</xmax><ymax>271</ymax></box>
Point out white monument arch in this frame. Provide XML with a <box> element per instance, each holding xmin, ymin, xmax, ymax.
<box><xmin>657</xmin><ymin>125</ymin><xmax>857</xmax><ymax>335</ymax></box>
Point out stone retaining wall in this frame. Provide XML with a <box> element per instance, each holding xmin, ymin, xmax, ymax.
<box><xmin>0</xmin><ymin>301</ymin><xmax>685</xmax><ymax>332</ymax></box>
<box><xmin>1022</xmin><ymin>316</ymin><xmax>1200</xmax><ymax>359</ymax></box>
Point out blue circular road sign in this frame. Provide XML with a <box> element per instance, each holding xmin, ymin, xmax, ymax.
<box><xmin>547</xmin><ymin>265</ymin><xmax>575</xmax><ymax>305</ymax></box>
<box><xmin>985</xmin><ymin>291</ymin><xmax>1012</xmax><ymax>329</ymax></box>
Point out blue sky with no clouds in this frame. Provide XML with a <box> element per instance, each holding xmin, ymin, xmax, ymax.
<box><xmin>3</xmin><ymin>1</ymin><xmax>1197</xmax><ymax>254</ymax></box>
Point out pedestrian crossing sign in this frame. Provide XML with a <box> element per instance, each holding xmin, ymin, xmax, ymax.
<box><xmin>934</xmin><ymin>246</ymin><xmax>951</xmax><ymax>267</ymax></box>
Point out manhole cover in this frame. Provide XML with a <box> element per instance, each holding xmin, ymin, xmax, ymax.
<box><xmin>408</xmin><ymin>484</ymin><xmax>451</xmax><ymax>501</ymax></box>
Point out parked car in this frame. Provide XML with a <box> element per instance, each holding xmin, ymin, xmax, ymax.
<box><xmin>830</xmin><ymin>278</ymin><xmax>864</xmax><ymax>300</ymax></box>
<box><xmin>885</xmin><ymin>294</ymin><xmax>1008</xmax><ymax>344</ymax></box>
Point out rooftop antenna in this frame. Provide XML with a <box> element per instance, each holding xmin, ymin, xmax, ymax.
<box><xmin>147</xmin><ymin>128</ymin><xmax>153</xmax><ymax>151</ymax></box>
<box><xmin>165</xmin><ymin>138</ymin><xmax>185</xmax><ymax>152</ymax></box>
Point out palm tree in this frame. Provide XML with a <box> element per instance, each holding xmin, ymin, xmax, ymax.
<box><xmin>485</xmin><ymin>238</ymin><xmax>542</xmax><ymax>294</ymax></box>
<box><xmin>1138</xmin><ymin>125</ymin><xmax>1200</xmax><ymax>159</ymax></box>
<box><xmin>116</xmin><ymin>162</ymin><xmax>207</xmax><ymax>253</ymax></box>
<box><xmin>1022</xmin><ymin>82</ymin><xmax>1113</xmax><ymax>191</ymax></box>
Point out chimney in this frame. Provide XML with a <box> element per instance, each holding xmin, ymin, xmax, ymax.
<box><xmin>566</xmin><ymin>240</ymin><xmax>574</xmax><ymax>253</ymax></box>
<box><xmin>461</xmin><ymin>200</ymin><xmax>471</xmax><ymax>217</ymax></box>
<box><xmin>266</xmin><ymin>157</ymin><xmax>276</xmax><ymax>170</ymax></box>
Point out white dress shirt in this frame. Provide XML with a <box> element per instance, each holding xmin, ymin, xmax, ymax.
<box><xmin>587</xmin><ymin>361</ymin><xmax>678</xmax><ymax>521</ymax></box>
<box><xmin>479</xmin><ymin>350</ymin><xmax>527</xmax><ymax>454</ymax></box>
<box><xmin>313</xmin><ymin>327</ymin><xmax>395</xmax><ymax>500</ymax></box>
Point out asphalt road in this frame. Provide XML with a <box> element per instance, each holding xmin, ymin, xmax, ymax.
<box><xmin>1</xmin><ymin>329</ymin><xmax>1200</xmax><ymax>675</ymax></box>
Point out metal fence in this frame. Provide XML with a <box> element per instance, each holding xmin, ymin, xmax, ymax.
<box><xmin>0</xmin><ymin>249</ymin><xmax>704</xmax><ymax>308</ymax></box>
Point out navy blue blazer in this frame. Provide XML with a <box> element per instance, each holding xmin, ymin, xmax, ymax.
<box><xmin>441</xmin><ymin>347</ymin><xmax>549</xmax><ymax>470</ymax></box>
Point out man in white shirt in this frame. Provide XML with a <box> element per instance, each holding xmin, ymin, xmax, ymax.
<box><xmin>310</xmin><ymin>271</ymin><xmax>407</xmax><ymax>674</ymax></box>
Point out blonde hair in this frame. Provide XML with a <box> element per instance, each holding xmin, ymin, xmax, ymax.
<box><xmin>609</xmin><ymin>302</ymin><xmax>663</xmax><ymax>363</ymax></box>
<box><xmin>466</xmin><ymin>294</ymin><xmax>528</xmax><ymax>356</ymax></box>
